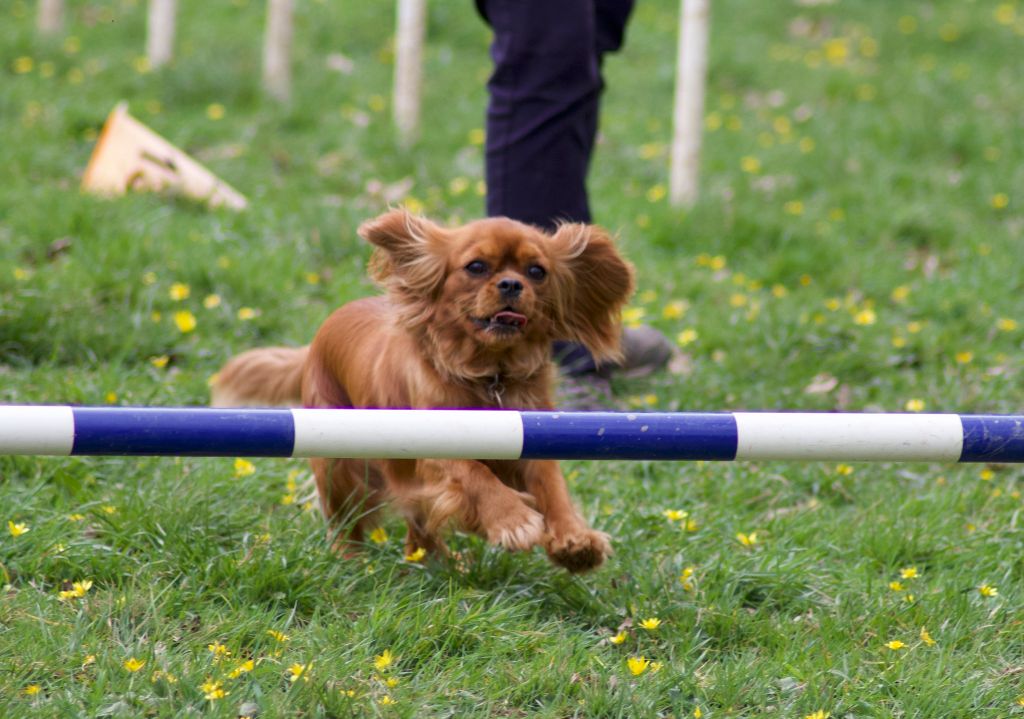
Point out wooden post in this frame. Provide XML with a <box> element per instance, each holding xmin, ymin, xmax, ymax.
<box><xmin>38</xmin><ymin>0</ymin><xmax>63</xmax><ymax>35</ymax></box>
<box><xmin>393</xmin><ymin>0</ymin><xmax>426</xmax><ymax>147</ymax></box>
<box><xmin>263</xmin><ymin>0</ymin><xmax>294</xmax><ymax>103</ymax></box>
<box><xmin>147</xmin><ymin>0</ymin><xmax>177</xmax><ymax>68</ymax></box>
<box><xmin>669</xmin><ymin>0</ymin><xmax>710</xmax><ymax>207</ymax></box>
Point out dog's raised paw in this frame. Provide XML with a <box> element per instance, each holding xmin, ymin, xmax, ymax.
<box><xmin>546</xmin><ymin>528</ymin><xmax>612</xmax><ymax>573</ymax></box>
<box><xmin>486</xmin><ymin>505</ymin><xmax>545</xmax><ymax>552</ymax></box>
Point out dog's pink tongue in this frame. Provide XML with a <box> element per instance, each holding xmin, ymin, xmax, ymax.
<box><xmin>493</xmin><ymin>311</ymin><xmax>528</xmax><ymax>328</ymax></box>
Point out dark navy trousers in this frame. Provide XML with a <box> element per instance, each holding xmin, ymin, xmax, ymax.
<box><xmin>476</xmin><ymin>0</ymin><xmax>635</xmax><ymax>374</ymax></box>
<box><xmin>476</xmin><ymin>0</ymin><xmax>635</xmax><ymax>231</ymax></box>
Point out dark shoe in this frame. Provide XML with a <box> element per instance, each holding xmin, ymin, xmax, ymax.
<box><xmin>613</xmin><ymin>325</ymin><xmax>675</xmax><ymax>378</ymax></box>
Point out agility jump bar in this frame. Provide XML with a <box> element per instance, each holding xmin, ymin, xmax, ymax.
<box><xmin>1</xmin><ymin>406</ymin><xmax>1023</xmax><ymax>463</ymax></box>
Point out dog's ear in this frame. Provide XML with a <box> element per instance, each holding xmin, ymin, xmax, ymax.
<box><xmin>548</xmin><ymin>223</ymin><xmax>635</xmax><ymax>364</ymax></box>
<box><xmin>359</xmin><ymin>209</ymin><xmax>449</xmax><ymax>299</ymax></box>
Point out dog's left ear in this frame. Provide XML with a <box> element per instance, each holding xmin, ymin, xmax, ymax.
<box><xmin>359</xmin><ymin>209</ymin><xmax>449</xmax><ymax>300</ymax></box>
<box><xmin>549</xmin><ymin>223</ymin><xmax>636</xmax><ymax>364</ymax></box>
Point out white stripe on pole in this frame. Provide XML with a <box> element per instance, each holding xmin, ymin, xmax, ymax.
<box><xmin>290</xmin><ymin>409</ymin><xmax>524</xmax><ymax>459</ymax></box>
<box><xmin>0</xmin><ymin>406</ymin><xmax>74</xmax><ymax>456</ymax></box>
<box><xmin>263</xmin><ymin>0</ymin><xmax>294</xmax><ymax>103</ymax></box>
<box><xmin>669</xmin><ymin>0</ymin><xmax>710</xmax><ymax>207</ymax></box>
<box><xmin>38</xmin><ymin>0</ymin><xmax>64</xmax><ymax>35</ymax></box>
<box><xmin>734</xmin><ymin>413</ymin><xmax>964</xmax><ymax>462</ymax></box>
<box><xmin>147</xmin><ymin>0</ymin><xmax>177</xmax><ymax>69</ymax></box>
<box><xmin>393</xmin><ymin>0</ymin><xmax>426</xmax><ymax>147</ymax></box>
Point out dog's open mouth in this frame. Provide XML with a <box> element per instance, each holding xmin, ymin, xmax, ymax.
<box><xmin>472</xmin><ymin>309</ymin><xmax>528</xmax><ymax>333</ymax></box>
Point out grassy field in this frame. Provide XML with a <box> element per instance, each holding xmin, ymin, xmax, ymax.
<box><xmin>2</xmin><ymin>0</ymin><xmax>1024</xmax><ymax>716</ymax></box>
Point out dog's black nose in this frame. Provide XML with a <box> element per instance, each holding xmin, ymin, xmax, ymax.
<box><xmin>497</xmin><ymin>277</ymin><xmax>523</xmax><ymax>298</ymax></box>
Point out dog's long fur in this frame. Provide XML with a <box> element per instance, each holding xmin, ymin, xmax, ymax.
<box><xmin>212</xmin><ymin>210</ymin><xmax>634</xmax><ymax>571</ymax></box>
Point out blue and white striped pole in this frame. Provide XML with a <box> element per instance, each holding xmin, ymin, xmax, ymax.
<box><xmin>1</xmin><ymin>406</ymin><xmax>1023</xmax><ymax>463</ymax></box>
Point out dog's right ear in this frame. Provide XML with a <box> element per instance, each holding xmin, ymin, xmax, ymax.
<box><xmin>359</xmin><ymin>209</ymin><xmax>448</xmax><ymax>299</ymax></box>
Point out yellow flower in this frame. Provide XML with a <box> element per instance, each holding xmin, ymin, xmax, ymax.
<box><xmin>740</xmin><ymin>156</ymin><xmax>761</xmax><ymax>174</ymax></box>
<box><xmin>228</xmin><ymin>659</ymin><xmax>255</xmax><ymax>678</ymax></box>
<box><xmin>267</xmin><ymin>629</ymin><xmax>290</xmax><ymax>642</ymax></box>
<box><xmin>835</xmin><ymin>464</ymin><xmax>854</xmax><ymax>476</ymax></box>
<box><xmin>374</xmin><ymin>650</ymin><xmax>394</xmax><ymax>671</ymax></box>
<box><xmin>979</xmin><ymin>468</ymin><xmax>995</xmax><ymax>481</ymax></box>
<box><xmin>852</xmin><ymin>308</ymin><xmax>877</xmax><ymax>326</ymax></box>
<box><xmin>646</xmin><ymin>184</ymin><xmax>667</xmax><ymax>203</ymax></box>
<box><xmin>304</xmin><ymin>272</ymin><xmax>321</xmax><ymax>285</ymax></box>
<box><xmin>609</xmin><ymin>630</ymin><xmax>628</xmax><ymax>645</ymax></box>
<box><xmin>142</xmin><ymin>270</ymin><xmax>157</xmax><ymax>285</ymax></box>
<box><xmin>890</xmin><ymin>285</ymin><xmax>911</xmax><ymax>303</ymax></box>
<box><xmin>203</xmin><ymin>294</ymin><xmax>222</xmax><ymax>309</ymax></box>
<box><xmin>105</xmin><ymin>391</ymin><xmax>118</xmax><ymax>404</ymax></box>
<box><xmin>233</xmin><ymin>458</ymin><xmax>255</xmax><ymax>477</ymax></box>
<box><xmin>405</xmin><ymin>547</ymin><xmax>427</xmax><ymax>562</ymax></box>
<box><xmin>14</xmin><ymin>56</ymin><xmax>34</xmax><ymax>74</ymax></box>
<box><xmin>996</xmin><ymin>317</ymin><xmax>1018</xmax><ymax>332</ymax></box>
<box><xmin>889</xmin><ymin>581</ymin><xmax>904</xmax><ymax>592</ymax></box>
<box><xmin>449</xmin><ymin>177</ymin><xmax>470</xmax><ymax>195</ymax></box>
<box><xmin>206</xmin><ymin>103</ymin><xmax>226</xmax><ymax>121</ymax></box>
<box><xmin>150</xmin><ymin>355</ymin><xmax>170</xmax><ymax>369</ymax></box>
<box><xmin>798</xmin><ymin>137</ymin><xmax>816</xmax><ymax>154</ymax></box>
<box><xmin>638</xmin><ymin>617</ymin><xmax>661</xmax><ymax>631</ymax></box>
<box><xmin>694</xmin><ymin>708</ymin><xmax>703</xmax><ymax>719</ymax></box>
<box><xmin>662</xmin><ymin>300</ymin><xmax>688</xmax><ymax>320</ymax></box>
<box><xmin>8</xmin><ymin>520</ymin><xmax>29</xmax><ymax>537</ymax></box>
<box><xmin>380</xmin><ymin>695</ymin><xmax>395</xmax><ymax>705</ymax></box>
<box><xmin>885</xmin><ymin>640</ymin><xmax>905</xmax><ymax>651</ymax></box>
<box><xmin>676</xmin><ymin>328</ymin><xmax>698</xmax><ymax>347</ymax></box>
<box><xmin>287</xmin><ymin>662</ymin><xmax>311</xmax><ymax>682</ymax></box>
<box><xmin>237</xmin><ymin>307</ymin><xmax>258</xmax><ymax>321</ymax></box>
<box><xmin>202</xmin><ymin>679</ymin><xmax>229</xmax><ymax>699</ymax></box>
<box><xmin>684</xmin><ymin>518</ymin><xmax>699</xmax><ymax>532</ymax></box>
<box><xmin>899</xmin><ymin>567</ymin><xmax>919</xmax><ymax>579</ymax></box>
<box><xmin>124</xmin><ymin>657</ymin><xmax>147</xmax><ymax>672</ymax></box>
<box><xmin>919</xmin><ymin>627</ymin><xmax>936</xmax><ymax>646</ymax></box>
<box><xmin>680</xmin><ymin>566</ymin><xmax>696</xmax><ymax>591</ymax></box>
<box><xmin>101</xmin><ymin>504</ymin><xmax>118</xmax><ymax>515</ymax></box>
<box><xmin>24</xmin><ymin>684</ymin><xmax>42</xmax><ymax>696</ymax></box>
<box><xmin>467</xmin><ymin>128</ymin><xmax>485</xmax><ymax>145</ymax></box>
<box><xmin>783</xmin><ymin>200</ymin><xmax>804</xmax><ymax>216</ymax></box>
<box><xmin>662</xmin><ymin>509</ymin><xmax>687</xmax><ymax>522</ymax></box>
<box><xmin>59</xmin><ymin>579</ymin><xmax>94</xmax><ymax>601</ymax></box>
<box><xmin>955</xmin><ymin>351</ymin><xmax>973</xmax><ymax>364</ymax></box>
<box><xmin>622</xmin><ymin>306</ymin><xmax>646</xmax><ymax>326</ymax></box>
<box><xmin>990</xmin><ymin>193</ymin><xmax>1009</xmax><ymax>210</ymax></box>
<box><xmin>804</xmin><ymin>712</ymin><xmax>830</xmax><ymax>719</ymax></box>
<box><xmin>736</xmin><ymin>531</ymin><xmax>758</xmax><ymax>547</ymax></box>
<box><xmin>208</xmin><ymin>642</ymin><xmax>232</xmax><ymax>660</ymax></box>
<box><xmin>978</xmin><ymin>584</ymin><xmax>999</xmax><ymax>598</ymax></box>
<box><xmin>173</xmin><ymin>310</ymin><xmax>197</xmax><ymax>333</ymax></box>
<box><xmin>168</xmin><ymin>282</ymin><xmax>190</xmax><ymax>301</ymax></box>
<box><xmin>627</xmin><ymin>656</ymin><xmax>650</xmax><ymax>676</ymax></box>
<box><xmin>904</xmin><ymin>399</ymin><xmax>925</xmax><ymax>413</ymax></box>
<box><xmin>898</xmin><ymin>16</ymin><xmax>918</xmax><ymax>34</ymax></box>
<box><xmin>995</xmin><ymin>3</ymin><xmax>1017</xmax><ymax>24</ymax></box>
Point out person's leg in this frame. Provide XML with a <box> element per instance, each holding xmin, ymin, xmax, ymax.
<box><xmin>478</xmin><ymin>0</ymin><xmax>602</xmax><ymax>230</ymax></box>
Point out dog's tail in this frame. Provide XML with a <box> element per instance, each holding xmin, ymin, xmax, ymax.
<box><xmin>210</xmin><ymin>346</ymin><xmax>309</xmax><ymax>407</ymax></box>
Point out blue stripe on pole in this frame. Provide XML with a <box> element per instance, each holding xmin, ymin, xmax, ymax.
<box><xmin>959</xmin><ymin>415</ymin><xmax>1024</xmax><ymax>463</ymax></box>
<box><xmin>71</xmin><ymin>408</ymin><xmax>295</xmax><ymax>456</ymax></box>
<box><xmin>520</xmin><ymin>411</ymin><xmax>737</xmax><ymax>460</ymax></box>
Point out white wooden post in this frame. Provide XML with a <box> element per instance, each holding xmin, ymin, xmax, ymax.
<box><xmin>38</xmin><ymin>0</ymin><xmax>64</xmax><ymax>35</ymax></box>
<box><xmin>263</xmin><ymin>0</ymin><xmax>294</xmax><ymax>103</ymax></box>
<box><xmin>669</xmin><ymin>0</ymin><xmax>710</xmax><ymax>207</ymax></box>
<box><xmin>393</xmin><ymin>0</ymin><xmax>426</xmax><ymax>147</ymax></box>
<box><xmin>147</xmin><ymin>0</ymin><xmax>177</xmax><ymax>68</ymax></box>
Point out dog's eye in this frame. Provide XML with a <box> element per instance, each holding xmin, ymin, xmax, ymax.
<box><xmin>527</xmin><ymin>264</ymin><xmax>547</xmax><ymax>281</ymax></box>
<box><xmin>465</xmin><ymin>260</ymin><xmax>489</xmax><ymax>276</ymax></box>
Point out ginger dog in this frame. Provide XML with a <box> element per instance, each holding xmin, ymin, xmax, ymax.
<box><xmin>212</xmin><ymin>210</ymin><xmax>634</xmax><ymax>572</ymax></box>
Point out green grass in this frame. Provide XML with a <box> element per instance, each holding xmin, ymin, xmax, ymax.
<box><xmin>2</xmin><ymin>0</ymin><xmax>1024</xmax><ymax>716</ymax></box>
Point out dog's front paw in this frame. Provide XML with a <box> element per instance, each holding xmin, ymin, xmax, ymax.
<box><xmin>545</xmin><ymin>526</ymin><xmax>612</xmax><ymax>573</ymax></box>
<box><xmin>482</xmin><ymin>499</ymin><xmax>545</xmax><ymax>552</ymax></box>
